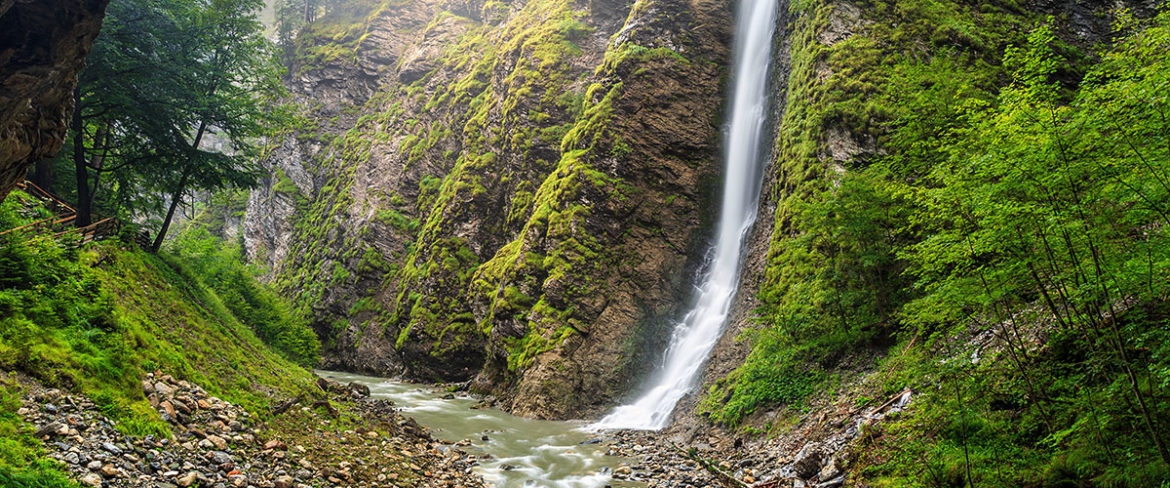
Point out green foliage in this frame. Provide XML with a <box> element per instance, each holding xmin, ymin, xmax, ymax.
<box><xmin>864</xmin><ymin>17</ymin><xmax>1170</xmax><ymax>483</ymax></box>
<box><xmin>273</xmin><ymin>168</ymin><xmax>300</xmax><ymax>195</ymax></box>
<box><xmin>0</xmin><ymin>199</ymin><xmax>316</xmax><ymax>443</ymax></box>
<box><xmin>278</xmin><ymin>0</ymin><xmax>384</xmax><ymax>68</ymax></box>
<box><xmin>699</xmin><ymin>329</ymin><xmax>825</xmax><ymax>426</ymax></box>
<box><xmin>167</xmin><ymin>228</ymin><xmax>321</xmax><ymax>366</ymax></box>
<box><xmin>68</xmin><ymin>0</ymin><xmax>290</xmax><ymax>246</ymax></box>
<box><xmin>376</xmin><ymin>208</ymin><xmax>420</xmax><ymax>233</ymax></box>
<box><xmin>729</xmin><ymin>4</ymin><xmax>1170</xmax><ymax>485</ymax></box>
<box><xmin>758</xmin><ymin>170</ymin><xmax>912</xmax><ymax>345</ymax></box>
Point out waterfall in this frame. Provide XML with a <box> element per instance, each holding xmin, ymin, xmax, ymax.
<box><xmin>591</xmin><ymin>0</ymin><xmax>778</xmax><ymax>431</ymax></box>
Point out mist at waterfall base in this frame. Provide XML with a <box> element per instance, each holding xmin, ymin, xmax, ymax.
<box><xmin>591</xmin><ymin>0</ymin><xmax>778</xmax><ymax>431</ymax></box>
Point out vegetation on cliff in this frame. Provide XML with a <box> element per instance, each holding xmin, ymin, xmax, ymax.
<box><xmin>706</xmin><ymin>1</ymin><xmax>1170</xmax><ymax>485</ymax></box>
<box><xmin>258</xmin><ymin>0</ymin><xmax>726</xmax><ymax>417</ymax></box>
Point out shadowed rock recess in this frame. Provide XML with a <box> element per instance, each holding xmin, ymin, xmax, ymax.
<box><xmin>245</xmin><ymin>0</ymin><xmax>734</xmax><ymax>419</ymax></box>
<box><xmin>0</xmin><ymin>0</ymin><xmax>109</xmax><ymax>201</ymax></box>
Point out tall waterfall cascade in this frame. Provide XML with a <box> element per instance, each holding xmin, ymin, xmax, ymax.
<box><xmin>591</xmin><ymin>0</ymin><xmax>779</xmax><ymax>431</ymax></box>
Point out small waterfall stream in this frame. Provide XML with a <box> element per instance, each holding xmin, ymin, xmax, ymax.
<box><xmin>592</xmin><ymin>0</ymin><xmax>778</xmax><ymax>431</ymax></box>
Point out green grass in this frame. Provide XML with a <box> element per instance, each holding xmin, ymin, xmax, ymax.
<box><xmin>0</xmin><ymin>192</ymin><xmax>319</xmax><ymax>483</ymax></box>
<box><xmin>166</xmin><ymin>228</ymin><xmax>321</xmax><ymax>366</ymax></box>
<box><xmin>0</xmin><ymin>376</ymin><xmax>78</xmax><ymax>487</ymax></box>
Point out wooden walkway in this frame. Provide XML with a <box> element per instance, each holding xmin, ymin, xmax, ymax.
<box><xmin>1</xmin><ymin>181</ymin><xmax>151</xmax><ymax>248</ymax></box>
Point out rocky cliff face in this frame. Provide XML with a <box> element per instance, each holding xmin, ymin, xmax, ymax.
<box><xmin>245</xmin><ymin>0</ymin><xmax>734</xmax><ymax>418</ymax></box>
<box><xmin>687</xmin><ymin>0</ymin><xmax>1160</xmax><ymax>434</ymax></box>
<box><xmin>0</xmin><ymin>0</ymin><xmax>109</xmax><ymax>202</ymax></box>
<box><xmin>244</xmin><ymin>0</ymin><xmax>1154</xmax><ymax>426</ymax></box>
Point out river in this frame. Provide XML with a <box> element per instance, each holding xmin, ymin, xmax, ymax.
<box><xmin>317</xmin><ymin>371</ymin><xmax>645</xmax><ymax>488</ymax></box>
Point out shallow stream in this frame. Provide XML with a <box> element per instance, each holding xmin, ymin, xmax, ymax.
<box><xmin>317</xmin><ymin>371</ymin><xmax>644</xmax><ymax>488</ymax></box>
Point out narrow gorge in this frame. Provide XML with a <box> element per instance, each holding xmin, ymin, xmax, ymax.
<box><xmin>244</xmin><ymin>0</ymin><xmax>736</xmax><ymax>420</ymax></box>
<box><xmin>3</xmin><ymin>0</ymin><xmax>1170</xmax><ymax>486</ymax></box>
<box><xmin>594</xmin><ymin>0</ymin><xmax>777</xmax><ymax>431</ymax></box>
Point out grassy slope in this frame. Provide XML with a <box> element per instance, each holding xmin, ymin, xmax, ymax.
<box><xmin>0</xmin><ymin>190</ymin><xmax>317</xmax><ymax>485</ymax></box>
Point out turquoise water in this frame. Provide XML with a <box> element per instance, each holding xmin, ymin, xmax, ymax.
<box><xmin>316</xmin><ymin>371</ymin><xmax>644</xmax><ymax>488</ymax></box>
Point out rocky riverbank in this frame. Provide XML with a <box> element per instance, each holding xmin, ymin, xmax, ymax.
<box><xmin>595</xmin><ymin>388</ymin><xmax>915</xmax><ymax>488</ymax></box>
<box><xmin>15</xmin><ymin>367</ymin><xmax>916</xmax><ymax>488</ymax></box>
<box><xmin>17</xmin><ymin>372</ymin><xmax>486</xmax><ymax>488</ymax></box>
<box><xmin>602</xmin><ymin>430</ymin><xmax>832</xmax><ymax>488</ymax></box>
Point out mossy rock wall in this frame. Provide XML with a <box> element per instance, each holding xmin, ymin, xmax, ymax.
<box><xmin>244</xmin><ymin>0</ymin><xmax>734</xmax><ymax>418</ymax></box>
<box><xmin>693</xmin><ymin>0</ymin><xmax>1157</xmax><ymax>431</ymax></box>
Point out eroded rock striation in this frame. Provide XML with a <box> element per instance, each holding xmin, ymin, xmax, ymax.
<box><xmin>245</xmin><ymin>0</ymin><xmax>734</xmax><ymax>418</ymax></box>
<box><xmin>0</xmin><ymin>0</ymin><xmax>109</xmax><ymax>202</ymax></box>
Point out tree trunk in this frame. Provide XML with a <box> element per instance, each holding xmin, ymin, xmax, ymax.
<box><xmin>71</xmin><ymin>87</ymin><xmax>92</xmax><ymax>227</ymax></box>
<box><xmin>86</xmin><ymin>125</ymin><xmax>108</xmax><ymax>210</ymax></box>
<box><xmin>152</xmin><ymin>168</ymin><xmax>189</xmax><ymax>252</ymax></box>
<box><xmin>31</xmin><ymin>158</ymin><xmax>53</xmax><ymax>193</ymax></box>
<box><xmin>151</xmin><ymin>120</ymin><xmax>208</xmax><ymax>252</ymax></box>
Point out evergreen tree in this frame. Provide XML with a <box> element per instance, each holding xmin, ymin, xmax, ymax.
<box><xmin>67</xmin><ymin>0</ymin><xmax>286</xmax><ymax>247</ymax></box>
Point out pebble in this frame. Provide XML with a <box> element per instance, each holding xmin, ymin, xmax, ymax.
<box><xmin>206</xmin><ymin>434</ymin><xmax>228</xmax><ymax>450</ymax></box>
<box><xmin>176</xmin><ymin>471</ymin><xmax>199</xmax><ymax>487</ymax></box>
<box><xmin>16</xmin><ymin>372</ymin><xmax>487</xmax><ymax>488</ymax></box>
<box><xmin>79</xmin><ymin>473</ymin><xmax>102</xmax><ymax>487</ymax></box>
<box><xmin>274</xmin><ymin>474</ymin><xmax>295</xmax><ymax>488</ymax></box>
<box><xmin>210</xmin><ymin>451</ymin><xmax>232</xmax><ymax>466</ymax></box>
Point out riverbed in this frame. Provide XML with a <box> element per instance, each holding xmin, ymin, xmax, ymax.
<box><xmin>316</xmin><ymin>371</ymin><xmax>645</xmax><ymax>488</ymax></box>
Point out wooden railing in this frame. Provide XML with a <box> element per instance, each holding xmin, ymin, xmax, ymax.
<box><xmin>2</xmin><ymin>180</ymin><xmax>151</xmax><ymax>249</ymax></box>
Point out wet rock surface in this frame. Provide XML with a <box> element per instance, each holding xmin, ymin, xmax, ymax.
<box><xmin>241</xmin><ymin>0</ymin><xmax>735</xmax><ymax>421</ymax></box>
<box><xmin>593</xmin><ymin>388</ymin><xmax>917</xmax><ymax>488</ymax></box>
<box><xmin>19</xmin><ymin>372</ymin><xmax>486</xmax><ymax>488</ymax></box>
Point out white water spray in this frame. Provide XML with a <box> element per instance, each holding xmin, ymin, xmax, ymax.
<box><xmin>591</xmin><ymin>0</ymin><xmax>778</xmax><ymax>431</ymax></box>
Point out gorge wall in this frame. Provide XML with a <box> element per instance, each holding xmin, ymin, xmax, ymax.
<box><xmin>245</xmin><ymin>0</ymin><xmax>1158</xmax><ymax>425</ymax></box>
<box><xmin>245</xmin><ymin>0</ymin><xmax>734</xmax><ymax>419</ymax></box>
<box><xmin>0</xmin><ymin>0</ymin><xmax>109</xmax><ymax>201</ymax></box>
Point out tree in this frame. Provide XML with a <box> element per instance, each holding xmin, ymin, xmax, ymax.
<box><xmin>147</xmin><ymin>0</ymin><xmax>286</xmax><ymax>251</ymax></box>
<box><xmin>67</xmin><ymin>0</ymin><xmax>286</xmax><ymax>246</ymax></box>
<box><xmin>69</xmin><ymin>0</ymin><xmax>189</xmax><ymax>227</ymax></box>
<box><xmin>892</xmin><ymin>19</ymin><xmax>1170</xmax><ymax>471</ymax></box>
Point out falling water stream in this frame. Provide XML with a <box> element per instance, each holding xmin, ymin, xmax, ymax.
<box><xmin>313</xmin><ymin>2</ymin><xmax>778</xmax><ymax>486</ymax></box>
<box><xmin>592</xmin><ymin>0</ymin><xmax>778</xmax><ymax>431</ymax></box>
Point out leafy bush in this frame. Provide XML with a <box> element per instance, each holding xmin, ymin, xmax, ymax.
<box><xmin>731</xmin><ymin>5</ymin><xmax>1170</xmax><ymax>486</ymax></box>
<box><xmin>166</xmin><ymin>228</ymin><xmax>320</xmax><ymax>366</ymax></box>
<box><xmin>699</xmin><ymin>328</ymin><xmax>826</xmax><ymax>426</ymax></box>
